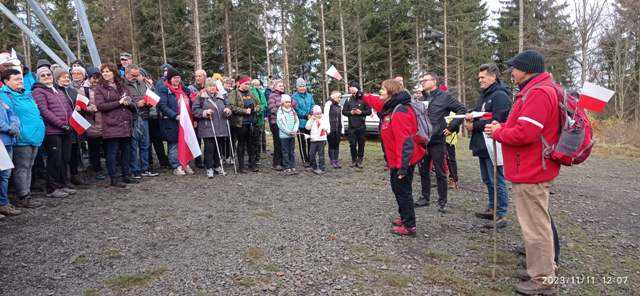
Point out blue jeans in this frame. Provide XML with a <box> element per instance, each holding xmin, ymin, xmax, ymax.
<box><xmin>1</xmin><ymin>146</ymin><xmax>14</xmax><ymax>206</ymax></box>
<box><xmin>168</xmin><ymin>142</ymin><xmax>179</xmax><ymax>169</ymax></box>
<box><xmin>280</xmin><ymin>137</ymin><xmax>295</xmax><ymax>169</ymax></box>
<box><xmin>130</xmin><ymin>119</ymin><xmax>150</xmax><ymax>174</ymax></box>
<box><xmin>479</xmin><ymin>157</ymin><xmax>509</xmax><ymax>217</ymax></box>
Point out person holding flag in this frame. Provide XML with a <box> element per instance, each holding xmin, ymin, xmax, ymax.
<box><xmin>484</xmin><ymin>50</ymin><xmax>560</xmax><ymax>295</ymax></box>
<box><xmin>94</xmin><ymin>63</ymin><xmax>139</xmax><ymax>188</ymax></box>
<box><xmin>157</xmin><ymin>67</ymin><xmax>195</xmax><ymax>176</ymax></box>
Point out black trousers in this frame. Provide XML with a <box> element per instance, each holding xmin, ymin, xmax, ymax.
<box><xmin>309</xmin><ymin>141</ymin><xmax>326</xmax><ymax>170</ymax></box>
<box><xmin>203</xmin><ymin>137</ymin><xmax>224</xmax><ymax>169</ymax></box>
<box><xmin>105</xmin><ymin>137</ymin><xmax>131</xmax><ymax>179</ymax></box>
<box><xmin>348</xmin><ymin>127</ymin><xmax>366</xmax><ymax>162</ymax></box>
<box><xmin>298</xmin><ymin>128</ymin><xmax>310</xmax><ymax>164</ymax></box>
<box><xmin>43</xmin><ymin>134</ymin><xmax>72</xmax><ymax>191</ymax></box>
<box><xmin>327</xmin><ymin>132</ymin><xmax>341</xmax><ymax>161</ymax></box>
<box><xmin>390</xmin><ymin>165</ymin><xmax>416</xmax><ymax>228</ymax></box>
<box><xmin>269</xmin><ymin>123</ymin><xmax>282</xmax><ymax>167</ymax></box>
<box><xmin>419</xmin><ymin>143</ymin><xmax>448</xmax><ymax>206</ymax></box>
<box><xmin>446</xmin><ymin>143</ymin><xmax>458</xmax><ymax>182</ymax></box>
<box><xmin>87</xmin><ymin>137</ymin><xmax>104</xmax><ymax>173</ymax></box>
<box><xmin>236</xmin><ymin>125</ymin><xmax>257</xmax><ymax>170</ymax></box>
<box><xmin>148</xmin><ymin>117</ymin><xmax>169</xmax><ymax>168</ymax></box>
<box><xmin>69</xmin><ymin>142</ymin><xmax>81</xmax><ymax>176</ymax></box>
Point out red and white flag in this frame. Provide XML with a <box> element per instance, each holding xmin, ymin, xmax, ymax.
<box><xmin>326</xmin><ymin>65</ymin><xmax>342</xmax><ymax>81</ymax></box>
<box><xmin>69</xmin><ymin>110</ymin><xmax>91</xmax><ymax>135</ymax></box>
<box><xmin>578</xmin><ymin>82</ymin><xmax>615</xmax><ymax>113</ymax></box>
<box><xmin>75</xmin><ymin>94</ymin><xmax>90</xmax><ymax>110</ymax></box>
<box><xmin>144</xmin><ymin>88</ymin><xmax>161</xmax><ymax>106</ymax></box>
<box><xmin>178</xmin><ymin>95</ymin><xmax>201</xmax><ymax>167</ymax></box>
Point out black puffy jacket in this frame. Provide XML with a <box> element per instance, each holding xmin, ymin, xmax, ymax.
<box><xmin>469</xmin><ymin>81</ymin><xmax>512</xmax><ymax>158</ymax></box>
<box><xmin>421</xmin><ymin>88</ymin><xmax>466</xmax><ymax>145</ymax></box>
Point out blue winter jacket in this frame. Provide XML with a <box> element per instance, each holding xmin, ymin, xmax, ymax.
<box><xmin>292</xmin><ymin>91</ymin><xmax>314</xmax><ymax>128</ymax></box>
<box><xmin>0</xmin><ymin>85</ymin><xmax>45</xmax><ymax>147</ymax></box>
<box><xmin>0</xmin><ymin>100</ymin><xmax>20</xmax><ymax>147</ymax></box>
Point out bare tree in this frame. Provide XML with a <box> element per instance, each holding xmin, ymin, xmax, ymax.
<box><xmin>443</xmin><ymin>0</ymin><xmax>448</xmax><ymax>85</ymax></box>
<box><xmin>280</xmin><ymin>0</ymin><xmax>290</xmax><ymax>91</ymax></box>
<box><xmin>338</xmin><ymin>0</ymin><xmax>348</xmax><ymax>92</ymax></box>
<box><xmin>192</xmin><ymin>0</ymin><xmax>202</xmax><ymax>71</ymax></box>
<box><xmin>128</xmin><ymin>0</ymin><xmax>138</xmax><ymax>63</ymax></box>
<box><xmin>158</xmin><ymin>0</ymin><xmax>167</xmax><ymax>64</ymax></box>
<box><xmin>224</xmin><ymin>0</ymin><xmax>233</xmax><ymax>77</ymax></box>
<box><xmin>519</xmin><ymin>0</ymin><xmax>524</xmax><ymax>52</ymax></box>
<box><xmin>263</xmin><ymin>6</ymin><xmax>272</xmax><ymax>79</ymax></box>
<box><xmin>319</xmin><ymin>1</ymin><xmax>328</xmax><ymax>100</ymax></box>
<box><xmin>573</xmin><ymin>0</ymin><xmax>608</xmax><ymax>84</ymax></box>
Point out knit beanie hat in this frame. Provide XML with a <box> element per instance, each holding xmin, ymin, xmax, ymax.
<box><xmin>36</xmin><ymin>59</ymin><xmax>51</xmax><ymax>70</ymax></box>
<box><xmin>506</xmin><ymin>49</ymin><xmax>545</xmax><ymax>74</ymax></box>
<box><xmin>281</xmin><ymin>94</ymin><xmax>292</xmax><ymax>103</ymax></box>
<box><xmin>296</xmin><ymin>77</ymin><xmax>306</xmax><ymax>88</ymax></box>
<box><xmin>36</xmin><ymin>67</ymin><xmax>52</xmax><ymax>81</ymax></box>
<box><xmin>70</xmin><ymin>65</ymin><xmax>86</xmax><ymax>78</ymax></box>
<box><xmin>52</xmin><ymin>67</ymin><xmax>68</xmax><ymax>82</ymax></box>
<box><xmin>349</xmin><ymin>80</ymin><xmax>360</xmax><ymax>90</ymax></box>
<box><xmin>312</xmin><ymin>105</ymin><xmax>322</xmax><ymax>115</ymax></box>
<box><xmin>166</xmin><ymin>66</ymin><xmax>180</xmax><ymax>81</ymax></box>
<box><xmin>238</xmin><ymin>75</ymin><xmax>251</xmax><ymax>85</ymax></box>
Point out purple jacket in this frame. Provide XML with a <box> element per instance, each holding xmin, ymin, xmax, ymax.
<box><xmin>94</xmin><ymin>83</ymin><xmax>134</xmax><ymax>139</ymax></box>
<box><xmin>32</xmin><ymin>82</ymin><xmax>72</xmax><ymax>135</ymax></box>
<box><xmin>268</xmin><ymin>90</ymin><xmax>296</xmax><ymax>124</ymax></box>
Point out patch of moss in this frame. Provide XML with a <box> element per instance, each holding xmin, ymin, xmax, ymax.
<box><xmin>105</xmin><ymin>267</ymin><xmax>168</xmax><ymax>292</ymax></box>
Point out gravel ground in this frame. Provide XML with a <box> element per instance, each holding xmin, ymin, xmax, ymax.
<box><xmin>0</xmin><ymin>138</ymin><xmax>638</xmax><ymax>296</ymax></box>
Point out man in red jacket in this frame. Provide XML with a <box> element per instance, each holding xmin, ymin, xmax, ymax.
<box><xmin>485</xmin><ymin>50</ymin><xmax>560</xmax><ymax>295</ymax></box>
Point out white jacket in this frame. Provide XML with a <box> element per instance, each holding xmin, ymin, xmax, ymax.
<box><xmin>305</xmin><ymin>115</ymin><xmax>330</xmax><ymax>142</ymax></box>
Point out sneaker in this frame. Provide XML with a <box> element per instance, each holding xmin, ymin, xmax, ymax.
<box><xmin>214</xmin><ymin>167</ymin><xmax>226</xmax><ymax>176</ymax></box>
<box><xmin>226</xmin><ymin>157</ymin><xmax>235</xmax><ymax>165</ymax></box>
<box><xmin>313</xmin><ymin>169</ymin><xmax>325</xmax><ymax>175</ymax></box>
<box><xmin>184</xmin><ymin>165</ymin><xmax>195</xmax><ymax>175</ymax></box>
<box><xmin>514</xmin><ymin>279</ymin><xmax>558</xmax><ymax>295</ymax></box>
<box><xmin>0</xmin><ymin>204</ymin><xmax>22</xmax><ymax>216</ymax></box>
<box><xmin>283</xmin><ymin>168</ymin><xmax>292</xmax><ymax>175</ymax></box>
<box><xmin>60</xmin><ymin>187</ymin><xmax>76</xmax><ymax>195</ymax></box>
<box><xmin>132</xmin><ymin>174</ymin><xmax>142</xmax><ymax>180</ymax></box>
<box><xmin>46</xmin><ymin>189</ymin><xmax>68</xmax><ymax>198</ymax></box>
<box><xmin>14</xmin><ymin>198</ymin><xmax>43</xmax><ymax>209</ymax></box>
<box><xmin>173</xmin><ymin>167</ymin><xmax>186</xmax><ymax>176</ymax></box>
<box><xmin>483</xmin><ymin>216</ymin><xmax>511</xmax><ymax>229</ymax></box>
<box><xmin>336</xmin><ymin>161</ymin><xmax>342</xmax><ymax>169</ymax></box>
<box><xmin>350</xmin><ymin>161</ymin><xmax>357</xmax><ymax>168</ymax></box>
<box><xmin>414</xmin><ymin>198</ymin><xmax>430</xmax><ymax>208</ymax></box>
<box><xmin>141</xmin><ymin>171</ymin><xmax>160</xmax><ymax>177</ymax></box>
<box><xmin>206</xmin><ymin>169</ymin><xmax>215</xmax><ymax>178</ymax></box>
<box><xmin>475</xmin><ymin>208</ymin><xmax>494</xmax><ymax>220</ymax></box>
<box><xmin>95</xmin><ymin>173</ymin><xmax>107</xmax><ymax>180</ymax></box>
<box><xmin>391</xmin><ymin>217</ymin><xmax>403</xmax><ymax>226</ymax></box>
<box><xmin>438</xmin><ymin>205</ymin><xmax>448</xmax><ymax>214</ymax></box>
<box><xmin>391</xmin><ymin>225</ymin><xmax>416</xmax><ymax>236</ymax></box>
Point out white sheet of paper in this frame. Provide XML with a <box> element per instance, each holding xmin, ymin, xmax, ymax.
<box><xmin>483</xmin><ymin>132</ymin><xmax>503</xmax><ymax>166</ymax></box>
<box><xmin>0</xmin><ymin>139</ymin><xmax>14</xmax><ymax>170</ymax></box>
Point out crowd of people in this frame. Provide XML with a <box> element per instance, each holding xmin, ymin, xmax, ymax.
<box><xmin>0</xmin><ymin>48</ymin><xmax>564</xmax><ymax>295</ymax></box>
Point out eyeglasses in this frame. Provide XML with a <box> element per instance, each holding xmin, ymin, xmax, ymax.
<box><xmin>120</xmin><ymin>58</ymin><xmax>129</xmax><ymax>61</ymax></box>
<box><xmin>39</xmin><ymin>73</ymin><xmax>52</xmax><ymax>78</ymax></box>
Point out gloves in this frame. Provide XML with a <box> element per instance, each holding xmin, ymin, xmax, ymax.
<box><xmin>61</xmin><ymin>125</ymin><xmax>72</xmax><ymax>133</ymax></box>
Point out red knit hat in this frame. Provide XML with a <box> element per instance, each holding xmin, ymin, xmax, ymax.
<box><xmin>238</xmin><ymin>75</ymin><xmax>251</xmax><ymax>85</ymax></box>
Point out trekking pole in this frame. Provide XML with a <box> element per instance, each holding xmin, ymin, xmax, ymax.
<box><xmin>491</xmin><ymin>137</ymin><xmax>498</xmax><ymax>281</ymax></box>
<box><xmin>225</xmin><ymin>119</ymin><xmax>238</xmax><ymax>174</ymax></box>
<box><xmin>209</xmin><ymin>114</ymin><xmax>226</xmax><ymax>176</ymax></box>
<box><xmin>296</xmin><ymin>132</ymin><xmax>307</xmax><ymax>165</ymax></box>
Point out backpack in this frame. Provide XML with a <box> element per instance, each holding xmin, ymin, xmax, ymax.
<box><xmin>524</xmin><ymin>84</ymin><xmax>594</xmax><ymax>167</ymax></box>
<box><xmin>393</xmin><ymin>101</ymin><xmax>433</xmax><ymax>147</ymax></box>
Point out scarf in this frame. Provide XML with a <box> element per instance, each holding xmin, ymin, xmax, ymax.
<box><xmin>165</xmin><ymin>81</ymin><xmax>189</xmax><ymax>115</ymax></box>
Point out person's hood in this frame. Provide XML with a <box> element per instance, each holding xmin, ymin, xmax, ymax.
<box><xmin>382</xmin><ymin>90</ymin><xmax>412</xmax><ymax>115</ymax></box>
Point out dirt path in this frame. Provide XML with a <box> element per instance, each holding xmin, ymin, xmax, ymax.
<box><xmin>0</xmin><ymin>140</ymin><xmax>638</xmax><ymax>295</ymax></box>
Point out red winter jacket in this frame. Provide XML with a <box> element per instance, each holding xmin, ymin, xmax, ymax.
<box><xmin>492</xmin><ymin>72</ymin><xmax>560</xmax><ymax>183</ymax></box>
<box><xmin>364</xmin><ymin>92</ymin><xmax>425</xmax><ymax>172</ymax></box>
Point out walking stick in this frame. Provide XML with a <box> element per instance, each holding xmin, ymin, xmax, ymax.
<box><xmin>209</xmin><ymin>114</ymin><xmax>226</xmax><ymax>176</ymax></box>
<box><xmin>491</xmin><ymin>137</ymin><xmax>498</xmax><ymax>281</ymax></box>
<box><xmin>225</xmin><ymin>119</ymin><xmax>237</xmax><ymax>174</ymax></box>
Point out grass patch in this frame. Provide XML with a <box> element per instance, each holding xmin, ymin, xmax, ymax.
<box><xmin>105</xmin><ymin>267</ymin><xmax>168</xmax><ymax>292</ymax></box>
<box><xmin>71</xmin><ymin>254</ymin><xmax>88</xmax><ymax>265</ymax></box>
<box><xmin>424</xmin><ymin>250</ymin><xmax>453</xmax><ymax>262</ymax></box>
<box><xmin>349</xmin><ymin>244</ymin><xmax>370</xmax><ymax>255</ymax></box>
<box><xmin>485</xmin><ymin>250</ymin><xmax>518</xmax><ymax>266</ymax></box>
<box><xmin>423</xmin><ymin>266</ymin><xmax>487</xmax><ymax>296</ymax></box>
<box><xmin>340</xmin><ymin>264</ymin><xmax>368</xmax><ymax>278</ymax></box>
<box><xmin>102</xmin><ymin>249</ymin><xmax>122</xmax><ymax>259</ymax></box>
<box><xmin>245</xmin><ymin>246</ymin><xmax>265</xmax><ymax>264</ymax></box>
<box><xmin>380</xmin><ymin>272</ymin><xmax>412</xmax><ymax>288</ymax></box>
<box><xmin>370</xmin><ymin>254</ymin><xmax>398</xmax><ymax>264</ymax></box>
<box><xmin>263</xmin><ymin>263</ymin><xmax>281</xmax><ymax>273</ymax></box>
<box><xmin>254</xmin><ymin>210</ymin><xmax>275</xmax><ymax>219</ymax></box>
<box><xmin>83</xmin><ymin>288</ymin><xmax>99</xmax><ymax>296</ymax></box>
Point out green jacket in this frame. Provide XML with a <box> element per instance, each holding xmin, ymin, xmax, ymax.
<box><xmin>250</xmin><ymin>87</ymin><xmax>268</xmax><ymax>126</ymax></box>
<box><xmin>228</xmin><ymin>88</ymin><xmax>262</xmax><ymax>128</ymax></box>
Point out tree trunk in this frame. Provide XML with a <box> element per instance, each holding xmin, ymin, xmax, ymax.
<box><xmin>443</xmin><ymin>0</ymin><xmax>448</xmax><ymax>86</ymax></box>
<box><xmin>192</xmin><ymin>0</ymin><xmax>202</xmax><ymax>71</ymax></box>
<box><xmin>357</xmin><ymin>10</ymin><xmax>363</xmax><ymax>91</ymax></box>
<box><xmin>519</xmin><ymin>0</ymin><xmax>524</xmax><ymax>52</ymax></box>
<box><xmin>234</xmin><ymin>32</ymin><xmax>239</xmax><ymax>76</ymax></box>
<box><xmin>76</xmin><ymin>22</ymin><xmax>81</xmax><ymax>61</ymax></box>
<box><xmin>263</xmin><ymin>7</ymin><xmax>271</xmax><ymax>79</ymax></box>
<box><xmin>128</xmin><ymin>0</ymin><xmax>138</xmax><ymax>63</ymax></box>
<box><xmin>280</xmin><ymin>0</ymin><xmax>290</xmax><ymax>91</ymax></box>
<box><xmin>320</xmin><ymin>1</ymin><xmax>328</xmax><ymax>100</ymax></box>
<box><xmin>338</xmin><ymin>0</ymin><xmax>348</xmax><ymax>92</ymax></box>
<box><xmin>388</xmin><ymin>16</ymin><xmax>393</xmax><ymax>79</ymax></box>
<box><xmin>580</xmin><ymin>0</ymin><xmax>587</xmax><ymax>84</ymax></box>
<box><xmin>65</xmin><ymin>32</ymin><xmax>71</xmax><ymax>65</ymax></box>
<box><xmin>415</xmin><ymin>14</ymin><xmax>420</xmax><ymax>75</ymax></box>
<box><xmin>24</xmin><ymin>5</ymin><xmax>32</xmax><ymax>67</ymax></box>
<box><xmin>224</xmin><ymin>0</ymin><xmax>233</xmax><ymax>77</ymax></box>
<box><xmin>158</xmin><ymin>0</ymin><xmax>167</xmax><ymax>64</ymax></box>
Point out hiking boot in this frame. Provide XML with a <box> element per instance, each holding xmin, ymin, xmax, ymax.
<box><xmin>515</xmin><ymin>270</ymin><xmax>531</xmax><ymax>281</ymax></box>
<box><xmin>350</xmin><ymin>161</ymin><xmax>357</xmax><ymax>168</ymax></box>
<box><xmin>414</xmin><ymin>198</ymin><xmax>430</xmax><ymax>208</ymax></box>
<box><xmin>475</xmin><ymin>208</ymin><xmax>494</xmax><ymax>220</ymax></box>
<box><xmin>122</xmin><ymin>177</ymin><xmax>139</xmax><ymax>184</ymax></box>
<box><xmin>0</xmin><ymin>204</ymin><xmax>22</xmax><ymax>216</ymax></box>
<box><xmin>438</xmin><ymin>205</ymin><xmax>448</xmax><ymax>214</ymax></box>
<box><xmin>356</xmin><ymin>158</ymin><xmax>364</xmax><ymax>168</ymax></box>
<box><xmin>184</xmin><ymin>165</ymin><xmax>195</xmax><ymax>175</ymax></box>
<box><xmin>173</xmin><ymin>167</ymin><xmax>186</xmax><ymax>176</ymax></box>
<box><xmin>70</xmin><ymin>175</ymin><xmax>88</xmax><ymax>186</ymax></box>
<box><xmin>60</xmin><ymin>187</ymin><xmax>76</xmax><ymax>195</ymax></box>
<box><xmin>110</xmin><ymin>178</ymin><xmax>126</xmax><ymax>188</ymax></box>
<box><xmin>514</xmin><ymin>279</ymin><xmax>558</xmax><ymax>295</ymax></box>
<box><xmin>391</xmin><ymin>217</ymin><xmax>404</xmax><ymax>226</ymax></box>
<box><xmin>46</xmin><ymin>189</ymin><xmax>68</xmax><ymax>198</ymax></box>
<box><xmin>483</xmin><ymin>216</ymin><xmax>511</xmax><ymax>229</ymax></box>
<box><xmin>391</xmin><ymin>225</ymin><xmax>416</xmax><ymax>236</ymax></box>
<box><xmin>14</xmin><ymin>198</ymin><xmax>43</xmax><ymax>209</ymax></box>
<box><xmin>206</xmin><ymin>169</ymin><xmax>215</xmax><ymax>178</ymax></box>
<box><xmin>141</xmin><ymin>171</ymin><xmax>160</xmax><ymax>177</ymax></box>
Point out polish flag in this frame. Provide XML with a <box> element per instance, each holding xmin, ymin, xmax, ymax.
<box><xmin>446</xmin><ymin>112</ymin><xmax>493</xmax><ymax>120</ymax></box>
<box><xmin>69</xmin><ymin>110</ymin><xmax>91</xmax><ymax>135</ymax></box>
<box><xmin>326</xmin><ymin>65</ymin><xmax>342</xmax><ymax>81</ymax></box>
<box><xmin>578</xmin><ymin>82</ymin><xmax>615</xmax><ymax>112</ymax></box>
<box><xmin>75</xmin><ymin>94</ymin><xmax>90</xmax><ymax>110</ymax></box>
<box><xmin>178</xmin><ymin>95</ymin><xmax>201</xmax><ymax>167</ymax></box>
<box><xmin>144</xmin><ymin>88</ymin><xmax>161</xmax><ymax>106</ymax></box>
